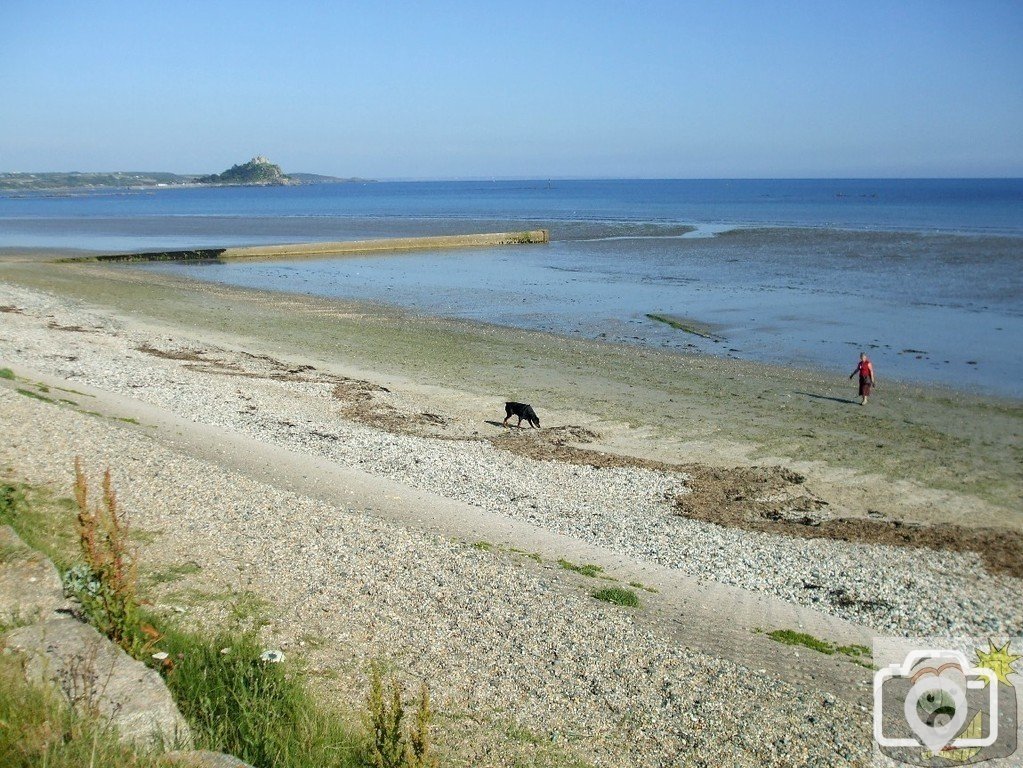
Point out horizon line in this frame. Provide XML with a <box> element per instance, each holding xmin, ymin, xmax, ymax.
<box><xmin>3</xmin><ymin>171</ymin><xmax>1022</xmax><ymax>183</ymax></box>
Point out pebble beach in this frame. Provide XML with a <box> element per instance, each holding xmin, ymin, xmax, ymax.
<box><xmin>1</xmin><ymin>271</ymin><xmax>1021</xmax><ymax>767</ymax></box>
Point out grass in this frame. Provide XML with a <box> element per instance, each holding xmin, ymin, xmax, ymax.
<box><xmin>766</xmin><ymin>629</ymin><xmax>834</xmax><ymax>654</ymax></box>
<box><xmin>160</xmin><ymin>625</ymin><xmax>368</xmax><ymax>768</ymax></box>
<box><xmin>471</xmin><ymin>540</ymin><xmax>493</xmax><ymax>552</ymax></box>
<box><xmin>147</xmin><ymin>561</ymin><xmax>201</xmax><ymax>585</ymax></box>
<box><xmin>766</xmin><ymin>629</ymin><xmax>873</xmax><ymax>666</ymax></box>
<box><xmin>2</xmin><ymin>468</ymin><xmax>448</xmax><ymax>768</ymax></box>
<box><xmin>509</xmin><ymin>547</ymin><xmax>543</xmax><ymax>563</ymax></box>
<box><xmin>592</xmin><ymin>587</ymin><xmax>640</xmax><ymax>607</ymax></box>
<box><xmin>0</xmin><ymin>650</ymin><xmax>165</xmax><ymax>768</ymax></box>
<box><xmin>52</xmin><ymin>384</ymin><xmax>92</xmax><ymax>396</ymax></box>
<box><xmin>557</xmin><ymin>558</ymin><xmax>604</xmax><ymax>578</ymax></box>
<box><xmin>628</xmin><ymin>581</ymin><xmax>659</xmax><ymax>593</ymax></box>
<box><xmin>15</xmin><ymin>387</ymin><xmax>56</xmax><ymax>403</ymax></box>
<box><xmin>0</xmin><ymin>480</ymin><xmax>78</xmax><ymax>568</ymax></box>
<box><xmin>4</xmin><ymin>372</ymin><xmax>147</xmax><ymax>429</ymax></box>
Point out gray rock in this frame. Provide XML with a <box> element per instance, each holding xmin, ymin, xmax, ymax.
<box><xmin>4</xmin><ymin>616</ymin><xmax>192</xmax><ymax>748</ymax></box>
<box><xmin>0</xmin><ymin>524</ymin><xmax>64</xmax><ymax>623</ymax></box>
<box><xmin>163</xmin><ymin>750</ymin><xmax>256</xmax><ymax>768</ymax></box>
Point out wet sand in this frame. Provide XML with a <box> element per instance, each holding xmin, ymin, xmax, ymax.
<box><xmin>1</xmin><ymin>256</ymin><xmax>1020</xmax><ymax>536</ymax></box>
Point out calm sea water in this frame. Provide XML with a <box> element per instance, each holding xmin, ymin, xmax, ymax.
<box><xmin>2</xmin><ymin>179</ymin><xmax>1021</xmax><ymax>396</ymax></box>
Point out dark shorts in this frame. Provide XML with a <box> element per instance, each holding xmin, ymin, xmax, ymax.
<box><xmin>859</xmin><ymin>376</ymin><xmax>873</xmax><ymax>396</ymax></box>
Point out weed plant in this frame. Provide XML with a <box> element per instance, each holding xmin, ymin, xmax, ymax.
<box><xmin>68</xmin><ymin>459</ymin><xmax>158</xmax><ymax>656</ymax></box>
<box><xmin>4</xmin><ymin>466</ymin><xmax>443</xmax><ymax>768</ymax></box>
<box><xmin>367</xmin><ymin>663</ymin><xmax>438</xmax><ymax>768</ymax></box>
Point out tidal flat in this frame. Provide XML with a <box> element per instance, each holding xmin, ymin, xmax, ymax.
<box><xmin>2</xmin><ymin>257</ymin><xmax>1020</xmax><ymax>525</ymax></box>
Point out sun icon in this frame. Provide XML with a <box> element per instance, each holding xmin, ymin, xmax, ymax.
<box><xmin>975</xmin><ymin>639</ymin><xmax>1022</xmax><ymax>687</ymax></box>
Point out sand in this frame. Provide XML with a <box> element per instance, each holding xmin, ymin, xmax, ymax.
<box><xmin>1</xmin><ymin>254</ymin><xmax>1021</xmax><ymax>765</ymax></box>
<box><xmin>2</xmin><ymin>257</ymin><xmax>1020</xmax><ymax>530</ymax></box>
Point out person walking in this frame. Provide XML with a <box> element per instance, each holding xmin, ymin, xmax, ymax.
<box><xmin>849</xmin><ymin>352</ymin><xmax>876</xmax><ymax>405</ymax></box>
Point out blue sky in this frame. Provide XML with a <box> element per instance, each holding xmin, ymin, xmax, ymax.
<box><xmin>1</xmin><ymin>1</ymin><xmax>1021</xmax><ymax>178</ymax></box>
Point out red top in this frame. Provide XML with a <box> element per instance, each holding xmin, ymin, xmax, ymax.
<box><xmin>858</xmin><ymin>360</ymin><xmax>874</xmax><ymax>378</ymax></box>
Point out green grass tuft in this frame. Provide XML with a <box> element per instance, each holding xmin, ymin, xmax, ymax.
<box><xmin>148</xmin><ymin>561</ymin><xmax>202</xmax><ymax>584</ymax></box>
<box><xmin>836</xmin><ymin>643</ymin><xmax>871</xmax><ymax>658</ymax></box>
<box><xmin>0</xmin><ymin>368</ymin><xmax>15</xmax><ymax>380</ymax></box>
<box><xmin>767</xmin><ymin>629</ymin><xmax>874</xmax><ymax>666</ymax></box>
<box><xmin>767</xmin><ymin>629</ymin><xmax>835</xmax><ymax>654</ymax></box>
<box><xmin>15</xmin><ymin>387</ymin><xmax>55</xmax><ymax>403</ymax></box>
<box><xmin>558</xmin><ymin>558</ymin><xmax>604</xmax><ymax>578</ymax></box>
<box><xmin>0</xmin><ymin>481</ymin><xmax>78</xmax><ymax>568</ymax></box>
<box><xmin>592</xmin><ymin>587</ymin><xmax>640</xmax><ymax>607</ymax></box>
<box><xmin>509</xmin><ymin>547</ymin><xmax>543</xmax><ymax>563</ymax></box>
<box><xmin>628</xmin><ymin>581</ymin><xmax>659</xmax><ymax>593</ymax></box>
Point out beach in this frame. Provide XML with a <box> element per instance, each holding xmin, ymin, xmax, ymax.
<box><xmin>1</xmin><ymin>255</ymin><xmax>1020</xmax><ymax>766</ymax></box>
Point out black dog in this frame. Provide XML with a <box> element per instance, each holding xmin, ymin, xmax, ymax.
<box><xmin>504</xmin><ymin>401</ymin><xmax>541</xmax><ymax>429</ymax></box>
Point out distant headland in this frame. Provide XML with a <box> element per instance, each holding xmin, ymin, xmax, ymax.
<box><xmin>0</xmin><ymin>156</ymin><xmax>372</xmax><ymax>192</ymax></box>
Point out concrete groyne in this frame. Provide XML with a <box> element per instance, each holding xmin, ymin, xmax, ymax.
<box><xmin>69</xmin><ymin>229</ymin><xmax>549</xmax><ymax>263</ymax></box>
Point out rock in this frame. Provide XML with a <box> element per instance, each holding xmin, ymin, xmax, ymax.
<box><xmin>0</xmin><ymin>524</ymin><xmax>64</xmax><ymax>623</ymax></box>
<box><xmin>3</xmin><ymin>617</ymin><xmax>192</xmax><ymax>748</ymax></box>
<box><xmin>163</xmin><ymin>750</ymin><xmax>256</xmax><ymax>768</ymax></box>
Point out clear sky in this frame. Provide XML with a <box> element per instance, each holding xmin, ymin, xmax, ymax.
<box><xmin>1</xmin><ymin>1</ymin><xmax>1021</xmax><ymax>178</ymax></box>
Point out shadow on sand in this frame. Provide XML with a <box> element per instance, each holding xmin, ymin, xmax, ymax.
<box><xmin>794</xmin><ymin>391</ymin><xmax>858</xmax><ymax>405</ymax></box>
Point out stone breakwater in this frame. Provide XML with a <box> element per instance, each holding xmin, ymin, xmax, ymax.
<box><xmin>66</xmin><ymin>230</ymin><xmax>551</xmax><ymax>263</ymax></box>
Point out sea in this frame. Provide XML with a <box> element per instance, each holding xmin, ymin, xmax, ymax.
<box><xmin>1</xmin><ymin>179</ymin><xmax>1021</xmax><ymax>397</ymax></box>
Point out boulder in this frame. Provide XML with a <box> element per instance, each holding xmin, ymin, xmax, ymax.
<box><xmin>0</xmin><ymin>524</ymin><xmax>64</xmax><ymax>623</ymax></box>
<box><xmin>4</xmin><ymin>616</ymin><xmax>192</xmax><ymax>748</ymax></box>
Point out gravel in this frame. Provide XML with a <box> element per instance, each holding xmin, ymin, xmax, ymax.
<box><xmin>1</xmin><ymin>385</ymin><xmax>872</xmax><ymax>768</ymax></box>
<box><xmin>1</xmin><ymin>284</ymin><xmax>1018</xmax><ymax>640</ymax></box>
<box><xmin>2</xmin><ymin>282</ymin><xmax>1021</xmax><ymax>765</ymax></box>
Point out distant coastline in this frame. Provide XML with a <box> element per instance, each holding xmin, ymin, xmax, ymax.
<box><xmin>0</xmin><ymin>155</ymin><xmax>373</xmax><ymax>193</ymax></box>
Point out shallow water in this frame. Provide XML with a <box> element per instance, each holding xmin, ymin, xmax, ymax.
<box><xmin>138</xmin><ymin>228</ymin><xmax>1023</xmax><ymax>396</ymax></box>
<box><xmin>3</xmin><ymin>179</ymin><xmax>1021</xmax><ymax>396</ymax></box>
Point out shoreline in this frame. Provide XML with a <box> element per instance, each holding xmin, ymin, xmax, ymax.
<box><xmin>124</xmin><ymin>228</ymin><xmax>1023</xmax><ymax>400</ymax></box>
<box><xmin>2</xmin><ymin>256</ymin><xmax>1020</xmax><ymax>764</ymax></box>
<box><xmin>4</xmin><ymin>239</ymin><xmax>1018</xmax><ymax>400</ymax></box>
<box><xmin>2</xmin><ymin>257</ymin><xmax>1019</xmax><ymax>524</ymax></box>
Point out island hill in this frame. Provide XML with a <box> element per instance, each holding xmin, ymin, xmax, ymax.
<box><xmin>0</xmin><ymin>156</ymin><xmax>371</xmax><ymax>192</ymax></box>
